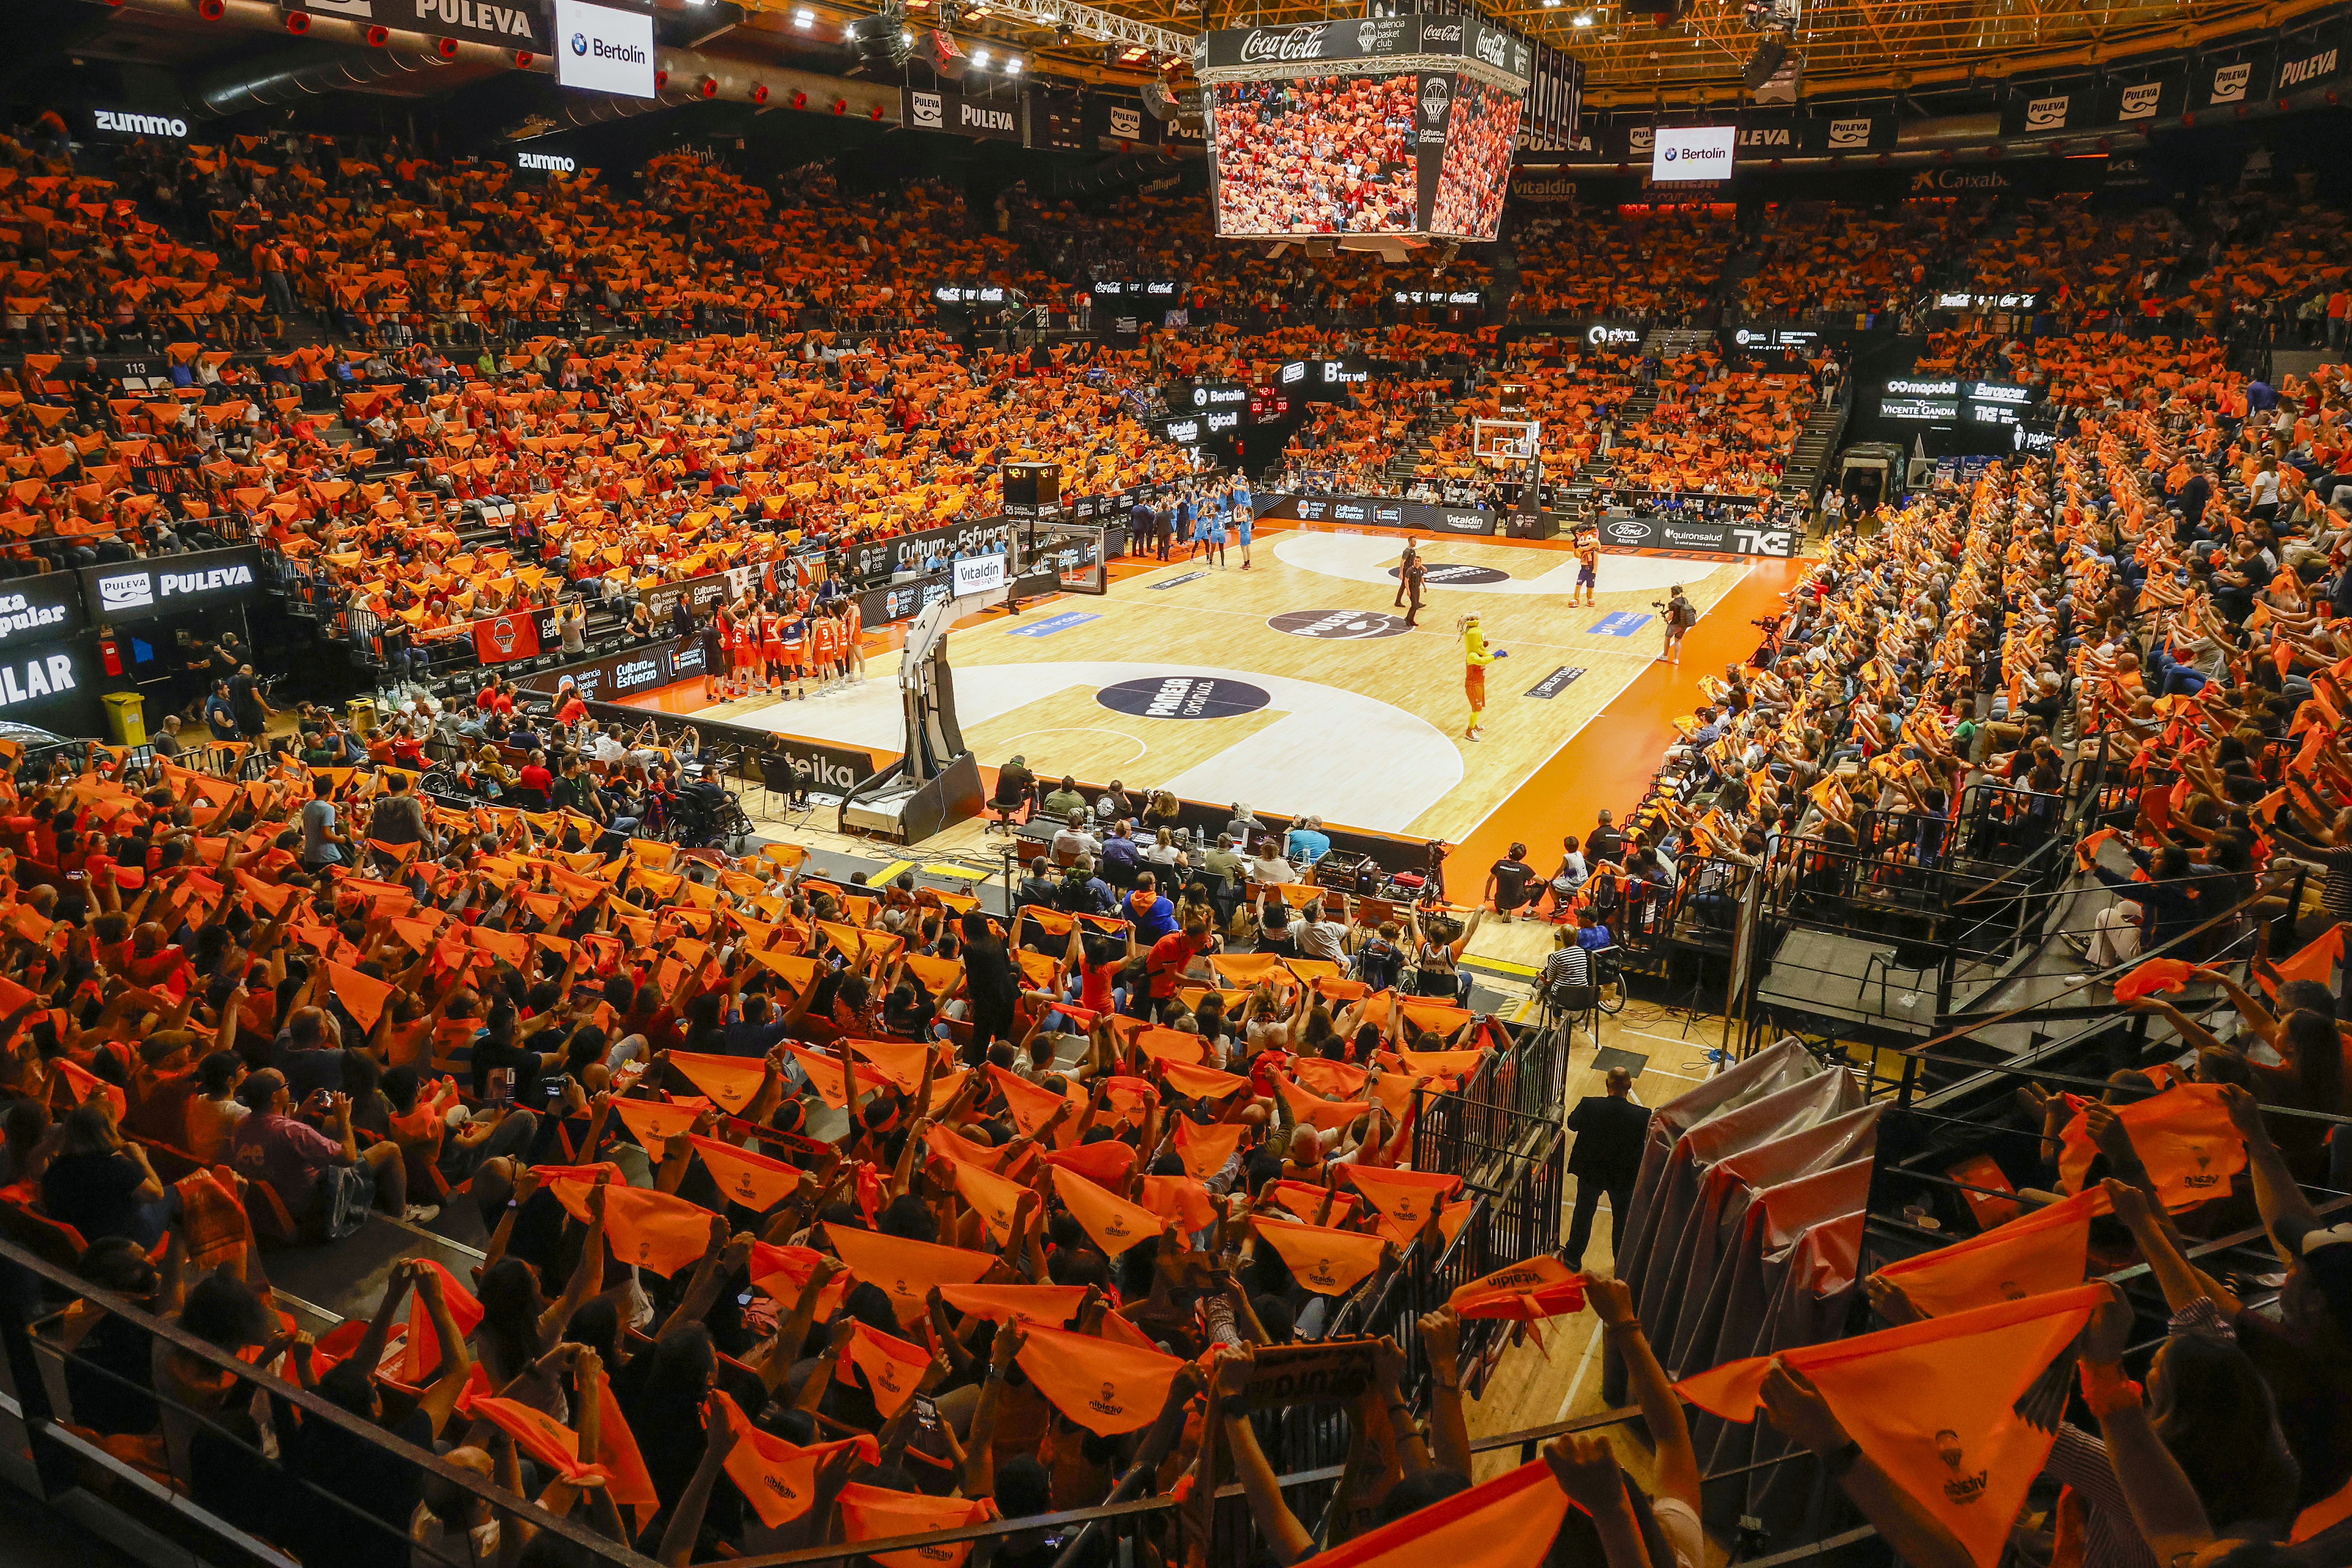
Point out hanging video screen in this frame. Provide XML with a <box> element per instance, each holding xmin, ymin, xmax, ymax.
<box><xmin>1429</xmin><ymin>74</ymin><xmax>1523</xmax><ymax>241</ymax></box>
<box><xmin>1210</xmin><ymin>74</ymin><xmax>1419</xmax><ymax>237</ymax></box>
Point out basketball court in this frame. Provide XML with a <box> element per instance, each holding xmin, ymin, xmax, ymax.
<box><xmin>668</xmin><ymin>526</ymin><xmax>1784</xmax><ymax>849</ymax></box>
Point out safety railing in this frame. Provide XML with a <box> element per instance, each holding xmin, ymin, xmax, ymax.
<box><xmin>0</xmin><ymin>1224</ymin><xmax>1709</xmax><ymax>1568</ymax></box>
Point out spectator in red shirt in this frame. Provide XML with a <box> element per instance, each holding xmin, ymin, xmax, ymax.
<box><xmin>516</xmin><ymin>750</ymin><xmax>553</xmax><ymax>809</ymax></box>
<box><xmin>1145</xmin><ymin>918</ymin><xmax>1214</xmax><ymax>1022</ymax></box>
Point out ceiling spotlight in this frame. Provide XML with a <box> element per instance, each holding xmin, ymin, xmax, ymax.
<box><xmin>901</xmin><ymin>27</ymin><xmax>913</xmax><ymax>41</ymax></box>
<box><xmin>1573</xmin><ymin>9</ymin><xmax>1593</xmax><ymax>21</ymax></box>
<box><xmin>794</xmin><ymin>6</ymin><xmax>813</xmax><ymax>24</ymax></box>
<box><xmin>972</xmin><ymin>45</ymin><xmax>989</xmax><ymax>64</ymax></box>
<box><xmin>1006</xmin><ymin>54</ymin><xmax>1021</xmax><ymax>71</ymax></box>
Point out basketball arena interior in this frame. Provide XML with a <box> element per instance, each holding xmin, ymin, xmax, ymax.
<box><xmin>0</xmin><ymin>0</ymin><xmax>2348</xmax><ymax>1563</ymax></box>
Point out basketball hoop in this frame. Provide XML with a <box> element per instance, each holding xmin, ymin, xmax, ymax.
<box><xmin>1472</xmin><ymin>417</ymin><xmax>1542</xmax><ymax>466</ymax></box>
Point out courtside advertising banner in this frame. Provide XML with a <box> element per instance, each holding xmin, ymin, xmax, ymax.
<box><xmin>555</xmin><ymin>0</ymin><xmax>654</xmax><ymax>98</ymax></box>
<box><xmin>1651</xmin><ymin>125</ymin><xmax>1735</xmax><ymax>182</ymax></box>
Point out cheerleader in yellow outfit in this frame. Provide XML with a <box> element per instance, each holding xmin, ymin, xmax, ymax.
<box><xmin>1459</xmin><ymin>613</ymin><xmax>1506</xmax><ymax>741</ymax></box>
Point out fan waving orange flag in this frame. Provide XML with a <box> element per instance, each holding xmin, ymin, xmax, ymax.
<box><xmin>2055</xmin><ymin>1083</ymin><xmax>2244</xmax><ymax>1209</ymax></box>
<box><xmin>1040</xmin><ymin>1138</ymin><xmax>1138</xmax><ymax>1187</ymax></box>
<box><xmin>1873</xmin><ymin>1189</ymin><xmax>2107</xmax><ymax>1318</ymax></box>
<box><xmin>607</xmin><ymin>1097</ymin><xmax>700</xmax><ymax>1151</ymax></box>
<box><xmin>845</xmin><ymin>1320</ymin><xmax>934</xmax><ymax>1417</ymax></box>
<box><xmin>1675</xmin><ymin>1284</ymin><xmax>2108</xmax><ymax>1568</ymax></box>
<box><xmin>664</xmin><ymin>1051</ymin><xmax>769</xmax><ymax>1114</ymax></box>
<box><xmin>1013</xmin><ymin>1323</ymin><xmax>1187</xmax><ymax>1436</ymax></box>
<box><xmin>951</xmin><ymin>1158</ymin><xmax>1031</xmax><ymax>1246</ymax></box>
<box><xmin>825</xmin><ymin>1225</ymin><xmax>997</xmax><ymax>1323</ymax></box>
<box><xmin>1446</xmin><ymin>1255</ymin><xmax>1588</xmax><ymax>1323</ymax></box>
<box><xmin>837</xmin><ymin>1481</ymin><xmax>998</xmax><ymax>1568</ymax></box>
<box><xmin>543</xmin><ymin>1176</ymin><xmax>715</xmax><ymax>1277</ymax></box>
<box><xmin>689</xmin><ymin>1134</ymin><xmax>804</xmax><ymax>1212</ymax></box>
<box><xmin>748</xmin><ymin>1242</ymin><xmax>851</xmax><ymax>1318</ymax></box>
<box><xmin>1174</xmin><ymin>1116</ymin><xmax>1247</xmax><ymax>1180</ymax></box>
<box><xmin>1253</xmin><ymin>1216</ymin><xmax>1389</xmax><ymax>1296</ymax></box>
<box><xmin>1053</xmin><ymin>1165</ymin><xmax>1165</xmax><ymax>1257</ymax></box>
<box><xmin>936</xmin><ymin>1282</ymin><xmax>1089</xmax><ymax>1327</ymax></box>
<box><xmin>1282</xmin><ymin>1457</ymin><xmax>1572</xmax><ymax>1568</ymax></box>
<box><xmin>1345</xmin><ymin>1165</ymin><xmax>1462</xmax><ymax>1245</ymax></box>
<box><xmin>988</xmin><ymin>1063</ymin><xmax>1073</xmax><ymax>1140</ymax></box>
<box><xmin>710</xmin><ymin>1388</ymin><xmax>878</xmax><ymax>1527</ymax></box>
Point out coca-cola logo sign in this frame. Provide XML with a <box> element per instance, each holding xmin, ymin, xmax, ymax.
<box><xmin>1238</xmin><ymin>24</ymin><xmax>1329</xmax><ymax>62</ymax></box>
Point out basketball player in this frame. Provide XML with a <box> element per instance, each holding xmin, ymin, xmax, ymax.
<box><xmin>1459</xmin><ymin>612</ymin><xmax>1506</xmax><ymax>741</ymax></box>
<box><xmin>1232</xmin><ymin>474</ymin><xmax>1256</xmax><ymax>570</ymax></box>
<box><xmin>809</xmin><ymin>606</ymin><xmax>842</xmax><ymax>691</ymax></box>
<box><xmin>1205</xmin><ymin>489</ymin><xmax>1229</xmax><ymax>570</ymax></box>
<box><xmin>1572</xmin><ymin>519</ymin><xmax>1601</xmax><ymax>608</ymax></box>
<box><xmin>761</xmin><ymin>599</ymin><xmax>787</xmax><ymax>693</ymax></box>
<box><xmin>840</xmin><ymin>599</ymin><xmax>866</xmax><ymax>683</ymax></box>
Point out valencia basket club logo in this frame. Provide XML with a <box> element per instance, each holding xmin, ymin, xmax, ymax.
<box><xmin>486</xmin><ymin>615</ymin><xmax>528</xmax><ymax>657</ymax></box>
<box><xmin>1269</xmin><ymin>608</ymin><xmax>1412</xmax><ymax>640</ymax></box>
<box><xmin>1936</xmin><ymin>1430</ymin><xmax>1990</xmax><ymax>1505</ymax></box>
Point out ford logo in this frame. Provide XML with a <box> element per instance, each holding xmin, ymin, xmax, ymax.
<box><xmin>1607</xmin><ymin>521</ymin><xmax>1645</xmax><ymax>542</ymax></box>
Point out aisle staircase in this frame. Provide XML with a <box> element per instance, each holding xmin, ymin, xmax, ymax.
<box><xmin>1778</xmin><ymin>393</ymin><xmax>1849</xmax><ymax>517</ymax></box>
<box><xmin>1641</xmin><ymin>326</ymin><xmax>1715</xmax><ymax>359</ymax></box>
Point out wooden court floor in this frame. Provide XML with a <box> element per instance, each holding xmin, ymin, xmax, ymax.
<box><xmin>694</xmin><ymin>528</ymin><xmax>1758</xmax><ymax>846</ymax></box>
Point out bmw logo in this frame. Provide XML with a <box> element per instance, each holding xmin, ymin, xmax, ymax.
<box><xmin>570</xmin><ymin>31</ymin><xmax>586</xmax><ymax>53</ymax></box>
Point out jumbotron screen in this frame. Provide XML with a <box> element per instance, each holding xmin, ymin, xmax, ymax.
<box><xmin>1429</xmin><ymin>74</ymin><xmax>1522</xmax><ymax>241</ymax></box>
<box><xmin>1209</xmin><ymin>74</ymin><xmax>1420</xmax><ymax>237</ymax></box>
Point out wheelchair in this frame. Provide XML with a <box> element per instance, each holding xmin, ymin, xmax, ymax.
<box><xmin>669</xmin><ymin>777</ymin><xmax>753</xmax><ymax>853</ymax></box>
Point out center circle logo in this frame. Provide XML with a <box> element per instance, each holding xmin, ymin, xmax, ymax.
<box><xmin>1664</xmin><ymin>146</ymin><xmax>1678</xmax><ymax>161</ymax></box>
<box><xmin>1269</xmin><ymin>608</ymin><xmax>1412</xmax><ymax>640</ymax></box>
<box><xmin>1390</xmin><ymin>563</ymin><xmax>1510</xmax><ymax>586</ymax></box>
<box><xmin>1096</xmin><ymin>676</ymin><xmax>1271</xmax><ymax>720</ymax></box>
<box><xmin>570</xmin><ymin>30</ymin><xmax>586</xmax><ymax>52</ymax></box>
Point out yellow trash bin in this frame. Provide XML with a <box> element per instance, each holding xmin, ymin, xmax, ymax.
<box><xmin>102</xmin><ymin>690</ymin><xmax>146</xmax><ymax>748</ymax></box>
<box><xmin>347</xmin><ymin>697</ymin><xmax>379</xmax><ymax>737</ymax></box>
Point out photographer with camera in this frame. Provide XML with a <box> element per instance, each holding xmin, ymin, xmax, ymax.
<box><xmin>1658</xmin><ymin>585</ymin><xmax>1697</xmax><ymax>667</ymax></box>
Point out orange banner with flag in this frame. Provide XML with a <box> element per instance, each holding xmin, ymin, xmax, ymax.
<box><xmin>826</xmin><ymin>1226</ymin><xmax>997</xmax><ymax>1323</ymax></box>
<box><xmin>665</xmin><ymin>1051</ymin><xmax>769</xmax><ymax>1114</ymax></box>
<box><xmin>544</xmin><ymin>1176</ymin><xmax>714</xmax><ymax>1277</ymax></box>
<box><xmin>846</xmin><ymin>1321</ymin><xmax>933</xmax><ymax>1418</ymax></box>
<box><xmin>1873</xmin><ymin>1189</ymin><xmax>2106</xmax><ymax>1318</ymax></box>
<box><xmin>608</xmin><ymin>1097</ymin><xmax>701</xmax><ymax>1151</ymax></box>
<box><xmin>1283</xmin><ymin>1456</ymin><xmax>1572</xmax><ymax>1568</ymax></box>
<box><xmin>952</xmin><ymin>1159</ymin><xmax>1031</xmax><ymax>1246</ymax></box>
<box><xmin>748</xmin><ymin>1242</ymin><xmax>851</xmax><ymax>1319</ymax></box>
<box><xmin>2055</xmin><ymin>1083</ymin><xmax>2244</xmax><ymax>1209</ymax></box>
<box><xmin>711</xmin><ymin>1388</ymin><xmax>877</xmax><ymax>1528</ymax></box>
<box><xmin>689</xmin><ymin>1134</ymin><xmax>804</xmax><ymax>1212</ymax></box>
<box><xmin>1253</xmin><ymin>1217</ymin><xmax>1388</xmax><ymax>1296</ymax></box>
<box><xmin>1174</xmin><ymin>1117</ymin><xmax>1247</xmax><ymax>1180</ymax></box>
<box><xmin>1053</xmin><ymin>1165</ymin><xmax>1164</xmax><ymax>1257</ymax></box>
<box><xmin>1446</xmin><ymin>1256</ymin><xmax>1587</xmax><ymax>1322</ymax></box>
<box><xmin>1675</xmin><ymin>1285</ymin><xmax>2107</xmax><ymax>1568</ymax></box>
<box><xmin>837</xmin><ymin>1482</ymin><xmax>998</xmax><ymax>1568</ymax></box>
<box><xmin>936</xmin><ymin>1282</ymin><xmax>1089</xmax><ymax>1327</ymax></box>
<box><xmin>1013</xmin><ymin>1323</ymin><xmax>1187</xmax><ymax>1437</ymax></box>
<box><xmin>399</xmin><ymin>1259</ymin><xmax>484</xmax><ymax>1383</ymax></box>
<box><xmin>1344</xmin><ymin>1165</ymin><xmax>1462</xmax><ymax>1245</ymax></box>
